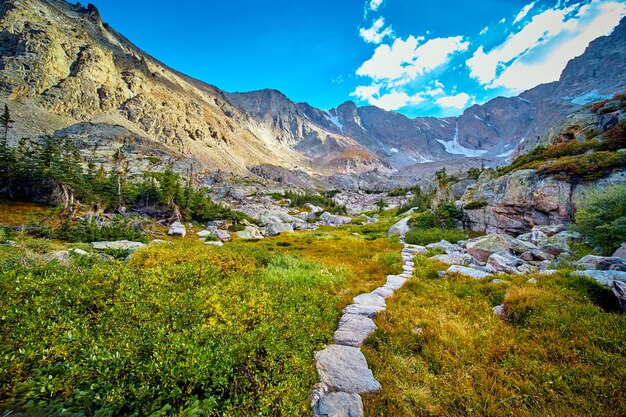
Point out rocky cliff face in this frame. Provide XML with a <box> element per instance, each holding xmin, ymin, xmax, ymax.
<box><xmin>459</xmin><ymin>99</ymin><xmax>626</xmax><ymax>235</ymax></box>
<box><xmin>1</xmin><ymin>0</ymin><xmax>624</xmax><ymax>183</ymax></box>
<box><xmin>0</xmin><ymin>0</ymin><xmax>386</xmax><ymax>177</ymax></box>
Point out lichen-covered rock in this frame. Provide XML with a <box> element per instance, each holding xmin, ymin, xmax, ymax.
<box><xmin>167</xmin><ymin>222</ymin><xmax>186</xmax><ymax>237</ymax></box>
<box><xmin>266</xmin><ymin>222</ymin><xmax>294</xmax><ymax>236</ymax></box>
<box><xmin>446</xmin><ymin>265</ymin><xmax>492</xmax><ymax>279</ymax></box>
<box><xmin>91</xmin><ymin>240</ymin><xmax>146</xmax><ymax>252</ymax></box>
<box><xmin>465</xmin><ymin>234</ymin><xmax>517</xmax><ymax>262</ymax></box>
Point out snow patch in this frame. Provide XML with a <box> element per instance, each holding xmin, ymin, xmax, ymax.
<box><xmin>390</xmin><ymin>148</ymin><xmax>399</xmax><ymax>153</ymax></box>
<box><xmin>474</xmin><ymin>115</ymin><xmax>484</xmax><ymax>122</ymax></box>
<box><xmin>497</xmin><ymin>148</ymin><xmax>516</xmax><ymax>158</ymax></box>
<box><xmin>566</xmin><ymin>90</ymin><xmax>611</xmax><ymax>106</ymax></box>
<box><xmin>436</xmin><ymin>122</ymin><xmax>488</xmax><ymax>158</ymax></box>
<box><xmin>324</xmin><ymin>110</ymin><xmax>344</xmax><ymax>132</ymax></box>
<box><xmin>517</xmin><ymin>97</ymin><xmax>531</xmax><ymax>103</ymax></box>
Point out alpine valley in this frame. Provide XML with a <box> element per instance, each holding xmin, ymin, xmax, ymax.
<box><xmin>1</xmin><ymin>0</ymin><xmax>625</xmax><ymax>188</ymax></box>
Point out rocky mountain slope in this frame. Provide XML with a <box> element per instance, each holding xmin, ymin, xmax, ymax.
<box><xmin>1</xmin><ymin>0</ymin><xmax>625</xmax><ymax>184</ymax></box>
<box><xmin>0</xmin><ymin>0</ymin><xmax>387</xmax><ymax>177</ymax></box>
<box><xmin>229</xmin><ymin>18</ymin><xmax>626</xmax><ymax>170</ymax></box>
<box><xmin>459</xmin><ymin>96</ymin><xmax>626</xmax><ymax>235</ymax></box>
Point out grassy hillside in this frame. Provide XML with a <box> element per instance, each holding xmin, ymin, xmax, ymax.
<box><xmin>362</xmin><ymin>255</ymin><xmax>626</xmax><ymax>417</ymax></box>
<box><xmin>0</xmin><ymin>216</ymin><xmax>402</xmax><ymax>416</ymax></box>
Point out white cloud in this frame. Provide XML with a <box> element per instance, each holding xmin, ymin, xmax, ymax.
<box><xmin>513</xmin><ymin>1</ymin><xmax>537</xmax><ymax>24</ymax></box>
<box><xmin>499</xmin><ymin>17</ymin><xmax>506</xmax><ymax>24</ymax></box>
<box><xmin>436</xmin><ymin>93</ymin><xmax>472</xmax><ymax>109</ymax></box>
<box><xmin>352</xmin><ymin>84</ymin><xmax>381</xmax><ymax>101</ymax></box>
<box><xmin>480</xmin><ymin>26</ymin><xmax>489</xmax><ymax>35</ymax></box>
<box><xmin>369</xmin><ymin>91</ymin><xmax>426</xmax><ymax>111</ymax></box>
<box><xmin>357</xmin><ymin>35</ymin><xmax>469</xmax><ymax>82</ymax></box>
<box><xmin>369</xmin><ymin>0</ymin><xmax>384</xmax><ymax>11</ymax></box>
<box><xmin>467</xmin><ymin>0</ymin><xmax>626</xmax><ymax>91</ymax></box>
<box><xmin>359</xmin><ymin>17</ymin><xmax>394</xmax><ymax>44</ymax></box>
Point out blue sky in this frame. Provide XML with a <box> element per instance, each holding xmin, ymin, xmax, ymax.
<box><xmin>89</xmin><ymin>0</ymin><xmax>626</xmax><ymax>117</ymax></box>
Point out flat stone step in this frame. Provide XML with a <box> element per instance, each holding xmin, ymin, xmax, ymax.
<box><xmin>384</xmin><ymin>275</ymin><xmax>407</xmax><ymax>290</ymax></box>
<box><xmin>315</xmin><ymin>345</ymin><xmax>381</xmax><ymax>394</ymax></box>
<box><xmin>372</xmin><ymin>286</ymin><xmax>394</xmax><ymax>298</ymax></box>
<box><xmin>342</xmin><ymin>303</ymin><xmax>385</xmax><ymax>318</ymax></box>
<box><xmin>353</xmin><ymin>293</ymin><xmax>386</xmax><ymax>308</ymax></box>
<box><xmin>333</xmin><ymin>314</ymin><xmax>377</xmax><ymax>347</ymax></box>
<box><xmin>313</xmin><ymin>392</ymin><xmax>364</xmax><ymax>417</ymax></box>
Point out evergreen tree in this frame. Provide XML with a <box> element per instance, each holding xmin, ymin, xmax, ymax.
<box><xmin>0</xmin><ymin>104</ymin><xmax>15</xmax><ymax>197</ymax></box>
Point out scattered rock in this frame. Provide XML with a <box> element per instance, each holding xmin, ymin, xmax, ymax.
<box><xmin>43</xmin><ymin>250</ymin><xmax>71</xmax><ymax>264</ymax></box>
<box><xmin>446</xmin><ymin>265</ymin><xmax>492</xmax><ymax>279</ymax></box>
<box><xmin>205</xmin><ymin>241</ymin><xmax>224</xmax><ymax>247</ymax></box>
<box><xmin>236</xmin><ymin>226</ymin><xmax>264</xmax><ymax>239</ymax></box>
<box><xmin>305</xmin><ymin>203</ymin><xmax>324</xmax><ymax>213</ymax></box>
<box><xmin>532</xmin><ymin>224</ymin><xmax>567</xmax><ymax>236</ymax></box>
<box><xmin>613</xmin><ymin>243</ymin><xmax>626</xmax><ymax>260</ymax></box>
<box><xmin>91</xmin><ymin>240</ymin><xmax>147</xmax><ymax>253</ymax></box>
<box><xmin>313</xmin><ymin>392</ymin><xmax>364</xmax><ymax>417</ymax></box>
<box><xmin>425</xmin><ymin>240</ymin><xmax>460</xmax><ymax>254</ymax></box>
<box><xmin>576</xmin><ymin>255</ymin><xmax>626</xmax><ymax>271</ymax></box>
<box><xmin>320</xmin><ymin>212</ymin><xmax>352</xmax><ymax>227</ymax></box>
<box><xmin>69</xmin><ymin>248</ymin><xmax>89</xmax><ymax>256</ymax></box>
<box><xmin>266</xmin><ymin>222</ymin><xmax>294</xmax><ymax>236</ymax></box>
<box><xmin>527</xmin><ymin>278</ymin><xmax>538</xmax><ymax>284</ymax></box>
<box><xmin>388</xmin><ymin>216</ymin><xmax>412</xmax><ymax>239</ymax></box>
<box><xmin>488</xmin><ymin>252</ymin><xmax>529</xmax><ymax>275</ymax></box>
<box><xmin>213</xmin><ymin>229</ymin><xmax>232</xmax><ymax>242</ymax></box>
<box><xmin>571</xmin><ymin>270</ymin><xmax>626</xmax><ymax>286</ymax></box>
<box><xmin>493</xmin><ymin>304</ymin><xmax>506</xmax><ymax>318</ymax></box>
<box><xmin>490</xmin><ymin>279</ymin><xmax>509</xmax><ymax>284</ymax></box>
<box><xmin>314</xmin><ymin>345</ymin><xmax>381</xmax><ymax>394</ymax></box>
<box><xmin>609</xmin><ymin>280</ymin><xmax>626</xmax><ymax>312</ymax></box>
<box><xmin>167</xmin><ymin>221</ymin><xmax>186</xmax><ymax>237</ymax></box>
<box><xmin>466</xmin><ymin>234</ymin><xmax>517</xmax><ymax>261</ymax></box>
<box><xmin>196</xmin><ymin>230</ymin><xmax>212</xmax><ymax>238</ymax></box>
<box><xmin>431</xmin><ymin>252</ymin><xmax>480</xmax><ymax>266</ymax></box>
<box><xmin>333</xmin><ymin>314</ymin><xmax>377</xmax><ymax>347</ymax></box>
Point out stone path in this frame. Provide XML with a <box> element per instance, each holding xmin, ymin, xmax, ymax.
<box><xmin>311</xmin><ymin>242</ymin><xmax>423</xmax><ymax>417</ymax></box>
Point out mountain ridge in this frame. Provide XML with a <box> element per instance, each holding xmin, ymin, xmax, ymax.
<box><xmin>1</xmin><ymin>0</ymin><xmax>625</xmax><ymax>183</ymax></box>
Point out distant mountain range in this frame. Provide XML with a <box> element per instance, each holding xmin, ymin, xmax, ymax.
<box><xmin>1</xmin><ymin>0</ymin><xmax>625</xmax><ymax>180</ymax></box>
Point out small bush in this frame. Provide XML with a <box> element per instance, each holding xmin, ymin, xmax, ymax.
<box><xmin>463</xmin><ymin>200</ymin><xmax>489</xmax><ymax>210</ymax></box>
<box><xmin>537</xmin><ymin>151</ymin><xmax>626</xmax><ymax>182</ymax></box>
<box><xmin>0</xmin><ymin>226</ymin><xmax>13</xmax><ymax>243</ymax></box>
<box><xmin>43</xmin><ymin>216</ymin><xmax>148</xmax><ymax>243</ymax></box>
<box><xmin>405</xmin><ymin>228</ymin><xmax>467</xmax><ymax>245</ymax></box>
<box><xmin>597</xmin><ymin>120</ymin><xmax>626</xmax><ymax>152</ymax></box>
<box><xmin>574</xmin><ymin>183</ymin><xmax>626</xmax><ymax>255</ymax></box>
<box><xmin>409</xmin><ymin>202</ymin><xmax>462</xmax><ymax>229</ymax></box>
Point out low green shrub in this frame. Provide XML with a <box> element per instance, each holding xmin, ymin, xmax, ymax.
<box><xmin>405</xmin><ymin>228</ymin><xmax>467</xmax><ymax>245</ymax></box>
<box><xmin>0</xmin><ymin>242</ymin><xmax>343</xmax><ymax>415</ymax></box>
<box><xmin>42</xmin><ymin>216</ymin><xmax>148</xmax><ymax>243</ymax></box>
<box><xmin>574</xmin><ymin>183</ymin><xmax>626</xmax><ymax>255</ymax></box>
<box><xmin>463</xmin><ymin>200</ymin><xmax>489</xmax><ymax>210</ymax></box>
<box><xmin>537</xmin><ymin>151</ymin><xmax>626</xmax><ymax>182</ymax></box>
<box><xmin>409</xmin><ymin>202</ymin><xmax>462</xmax><ymax>229</ymax></box>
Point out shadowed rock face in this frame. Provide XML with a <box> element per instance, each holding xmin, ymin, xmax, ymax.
<box><xmin>1</xmin><ymin>0</ymin><xmax>625</xmax><ymax>183</ymax></box>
